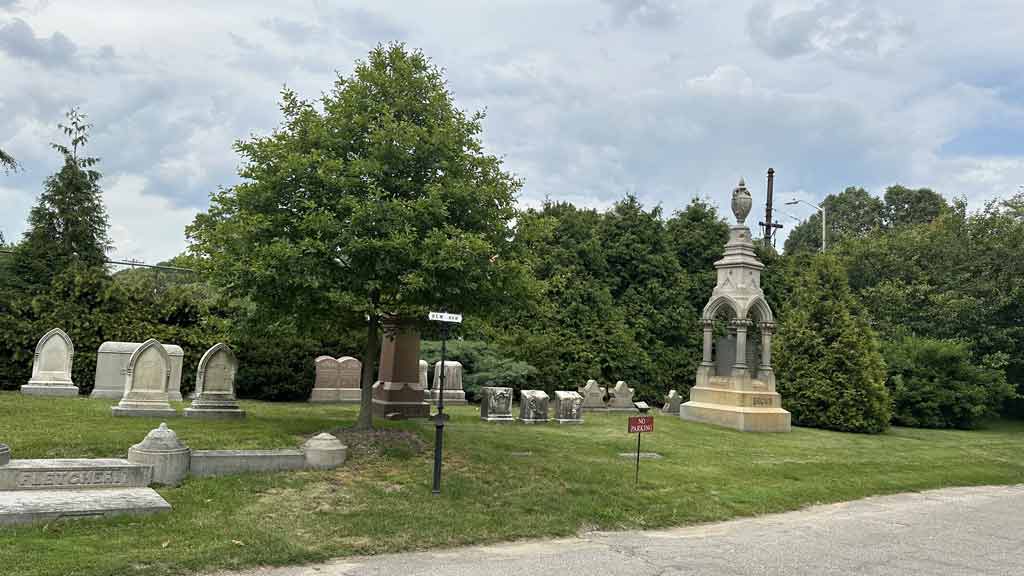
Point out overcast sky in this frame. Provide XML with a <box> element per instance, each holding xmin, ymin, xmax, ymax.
<box><xmin>2</xmin><ymin>0</ymin><xmax>1023</xmax><ymax>262</ymax></box>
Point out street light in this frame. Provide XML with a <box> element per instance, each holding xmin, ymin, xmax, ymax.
<box><xmin>785</xmin><ymin>199</ymin><xmax>826</xmax><ymax>252</ymax></box>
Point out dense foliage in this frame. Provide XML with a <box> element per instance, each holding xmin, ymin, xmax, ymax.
<box><xmin>884</xmin><ymin>336</ymin><xmax>1014</xmax><ymax>429</ymax></box>
<box><xmin>774</xmin><ymin>255</ymin><xmax>892</xmax><ymax>433</ymax></box>
<box><xmin>420</xmin><ymin>340</ymin><xmax>538</xmax><ymax>402</ymax></box>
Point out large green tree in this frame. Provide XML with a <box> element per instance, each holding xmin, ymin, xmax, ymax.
<box><xmin>188</xmin><ymin>43</ymin><xmax>532</xmax><ymax>428</ymax></box>
<box><xmin>775</xmin><ymin>254</ymin><xmax>891</xmax><ymax>433</ymax></box>
<box><xmin>784</xmin><ymin>187</ymin><xmax>884</xmax><ymax>254</ymax></box>
<box><xmin>14</xmin><ymin>108</ymin><xmax>111</xmax><ymax>287</ymax></box>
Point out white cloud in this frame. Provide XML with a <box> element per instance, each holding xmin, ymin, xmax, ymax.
<box><xmin>104</xmin><ymin>173</ymin><xmax>199</xmax><ymax>264</ymax></box>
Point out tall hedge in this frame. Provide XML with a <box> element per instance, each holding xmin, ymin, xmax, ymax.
<box><xmin>775</xmin><ymin>255</ymin><xmax>891</xmax><ymax>433</ymax></box>
<box><xmin>884</xmin><ymin>336</ymin><xmax>1015</xmax><ymax>429</ymax></box>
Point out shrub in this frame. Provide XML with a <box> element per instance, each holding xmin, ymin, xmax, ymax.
<box><xmin>775</xmin><ymin>255</ymin><xmax>892</xmax><ymax>433</ymax></box>
<box><xmin>884</xmin><ymin>336</ymin><xmax>1015</xmax><ymax>429</ymax></box>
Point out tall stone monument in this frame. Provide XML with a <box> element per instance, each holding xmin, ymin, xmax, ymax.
<box><xmin>429</xmin><ymin>360</ymin><xmax>467</xmax><ymax>405</ymax></box>
<box><xmin>680</xmin><ymin>179</ymin><xmax>791</xmax><ymax>432</ymax></box>
<box><xmin>22</xmin><ymin>328</ymin><xmax>78</xmax><ymax>397</ymax></box>
<box><xmin>309</xmin><ymin>356</ymin><xmax>361</xmax><ymax>403</ymax></box>
<box><xmin>185</xmin><ymin>343</ymin><xmax>245</xmax><ymax>419</ymax></box>
<box><xmin>372</xmin><ymin>319</ymin><xmax>429</xmax><ymax>419</ymax></box>
<box><xmin>112</xmin><ymin>339</ymin><xmax>178</xmax><ymax>418</ymax></box>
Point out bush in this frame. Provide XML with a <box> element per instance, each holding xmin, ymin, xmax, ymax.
<box><xmin>884</xmin><ymin>337</ymin><xmax>1015</xmax><ymax>429</ymax></box>
<box><xmin>420</xmin><ymin>340</ymin><xmax>538</xmax><ymax>402</ymax></box>
<box><xmin>775</xmin><ymin>255</ymin><xmax>892</xmax><ymax>433</ymax></box>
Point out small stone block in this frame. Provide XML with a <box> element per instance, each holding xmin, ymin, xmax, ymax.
<box><xmin>480</xmin><ymin>386</ymin><xmax>515</xmax><ymax>421</ymax></box>
<box><xmin>518</xmin><ymin>390</ymin><xmax>549</xmax><ymax>423</ymax></box>
<box><xmin>0</xmin><ymin>488</ymin><xmax>171</xmax><ymax>526</ymax></box>
<box><xmin>303</xmin><ymin>433</ymin><xmax>348</xmax><ymax>469</ymax></box>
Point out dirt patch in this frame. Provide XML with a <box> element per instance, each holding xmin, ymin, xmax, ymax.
<box><xmin>327</xmin><ymin>428</ymin><xmax>428</xmax><ymax>460</ymax></box>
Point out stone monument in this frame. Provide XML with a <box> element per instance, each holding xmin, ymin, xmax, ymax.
<box><xmin>579</xmin><ymin>379</ymin><xmax>607</xmax><ymax>411</ymax></box>
<box><xmin>419</xmin><ymin>359</ymin><xmax>429</xmax><ymax>389</ymax></box>
<box><xmin>302</xmin><ymin>433</ymin><xmax>348</xmax><ymax>469</ymax></box>
<box><xmin>553</xmin><ymin>390</ymin><xmax>584</xmax><ymax>424</ymax></box>
<box><xmin>518</xmin><ymin>390</ymin><xmax>549</xmax><ymax>424</ymax></box>
<box><xmin>185</xmin><ymin>343</ymin><xmax>245</xmax><ymax>419</ymax></box>
<box><xmin>429</xmin><ymin>360</ymin><xmax>467</xmax><ymax>405</ymax></box>
<box><xmin>480</xmin><ymin>386</ymin><xmax>514</xmax><ymax>422</ymax></box>
<box><xmin>680</xmin><ymin>179</ymin><xmax>791</xmax><ymax>432</ymax></box>
<box><xmin>372</xmin><ymin>319</ymin><xmax>429</xmax><ymax>419</ymax></box>
<box><xmin>661</xmin><ymin>389</ymin><xmax>681</xmax><ymax>415</ymax></box>
<box><xmin>111</xmin><ymin>339</ymin><xmax>178</xmax><ymax>417</ymax></box>
<box><xmin>127</xmin><ymin>423</ymin><xmax>191</xmax><ymax>486</ymax></box>
<box><xmin>92</xmin><ymin>341</ymin><xmax>185</xmax><ymax>400</ymax></box>
<box><xmin>309</xmin><ymin>356</ymin><xmax>361</xmax><ymax>403</ymax></box>
<box><xmin>22</xmin><ymin>328</ymin><xmax>78</xmax><ymax>397</ymax></box>
<box><xmin>607</xmin><ymin>381</ymin><xmax>637</xmax><ymax>412</ymax></box>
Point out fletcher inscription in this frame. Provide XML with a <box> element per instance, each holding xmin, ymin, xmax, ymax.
<box><xmin>16</xmin><ymin>470</ymin><xmax>130</xmax><ymax>488</ymax></box>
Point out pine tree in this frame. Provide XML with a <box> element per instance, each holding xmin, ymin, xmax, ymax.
<box><xmin>775</xmin><ymin>254</ymin><xmax>892</xmax><ymax>433</ymax></box>
<box><xmin>15</xmin><ymin>108</ymin><xmax>111</xmax><ymax>286</ymax></box>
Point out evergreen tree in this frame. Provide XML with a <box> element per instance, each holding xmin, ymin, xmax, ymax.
<box><xmin>15</xmin><ymin>108</ymin><xmax>111</xmax><ymax>287</ymax></box>
<box><xmin>775</xmin><ymin>254</ymin><xmax>891</xmax><ymax>433</ymax></box>
<box><xmin>0</xmin><ymin>147</ymin><xmax>16</xmax><ymax>173</ymax></box>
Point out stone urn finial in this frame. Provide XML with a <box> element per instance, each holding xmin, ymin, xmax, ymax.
<box><xmin>731</xmin><ymin>178</ymin><xmax>752</xmax><ymax>224</ymax></box>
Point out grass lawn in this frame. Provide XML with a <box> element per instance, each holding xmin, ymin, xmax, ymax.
<box><xmin>1</xmin><ymin>391</ymin><xmax>1023</xmax><ymax>576</ymax></box>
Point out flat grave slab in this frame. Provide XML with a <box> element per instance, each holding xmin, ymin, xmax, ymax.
<box><xmin>0</xmin><ymin>487</ymin><xmax>170</xmax><ymax>525</ymax></box>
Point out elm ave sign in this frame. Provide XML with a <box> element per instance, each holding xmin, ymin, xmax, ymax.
<box><xmin>428</xmin><ymin>310</ymin><xmax>462</xmax><ymax>495</ymax></box>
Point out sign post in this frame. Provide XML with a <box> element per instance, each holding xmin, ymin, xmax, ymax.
<box><xmin>428</xmin><ymin>311</ymin><xmax>462</xmax><ymax>495</ymax></box>
<box><xmin>627</xmin><ymin>404</ymin><xmax>654</xmax><ymax>484</ymax></box>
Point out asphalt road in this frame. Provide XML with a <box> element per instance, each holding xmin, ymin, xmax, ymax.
<box><xmin>215</xmin><ymin>484</ymin><xmax>1024</xmax><ymax>576</ymax></box>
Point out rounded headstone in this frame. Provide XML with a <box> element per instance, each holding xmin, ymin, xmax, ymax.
<box><xmin>303</xmin><ymin>433</ymin><xmax>347</xmax><ymax>469</ymax></box>
<box><xmin>128</xmin><ymin>423</ymin><xmax>191</xmax><ymax>486</ymax></box>
<box><xmin>0</xmin><ymin>444</ymin><xmax>9</xmax><ymax>467</ymax></box>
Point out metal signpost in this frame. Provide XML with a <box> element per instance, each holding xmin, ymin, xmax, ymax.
<box><xmin>628</xmin><ymin>402</ymin><xmax>654</xmax><ymax>484</ymax></box>
<box><xmin>428</xmin><ymin>311</ymin><xmax>462</xmax><ymax>495</ymax></box>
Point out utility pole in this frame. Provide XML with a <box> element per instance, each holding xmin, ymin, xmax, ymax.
<box><xmin>759</xmin><ymin>168</ymin><xmax>783</xmax><ymax>247</ymax></box>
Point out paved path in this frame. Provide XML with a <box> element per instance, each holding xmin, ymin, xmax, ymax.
<box><xmin>216</xmin><ymin>485</ymin><xmax>1024</xmax><ymax>576</ymax></box>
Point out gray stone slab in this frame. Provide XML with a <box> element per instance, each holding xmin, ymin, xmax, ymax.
<box><xmin>190</xmin><ymin>449</ymin><xmax>306</xmax><ymax>477</ymax></box>
<box><xmin>20</xmin><ymin>384</ymin><xmax>79</xmax><ymax>397</ymax></box>
<box><xmin>0</xmin><ymin>458</ymin><xmax>153</xmax><ymax>490</ymax></box>
<box><xmin>0</xmin><ymin>444</ymin><xmax>9</xmax><ymax>466</ymax></box>
<box><xmin>0</xmin><ymin>487</ymin><xmax>171</xmax><ymax>525</ymax></box>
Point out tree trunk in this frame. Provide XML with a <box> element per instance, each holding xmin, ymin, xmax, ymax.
<box><xmin>355</xmin><ymin>313</ymin><xmax>379</xmax><ymax>430</ymax></box>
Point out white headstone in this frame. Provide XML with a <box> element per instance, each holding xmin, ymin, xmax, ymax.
<box><xmin>91</xmin><ymin>341</ymin><xmax>184</xmax><ymax>400</ymax></box>
<box><xmin>22</xmin><ymin>328</ymin><xmax>78</xmax><ymax>397</ymax></box>
<box><xmin>185</xmin><ymin>343</ymin><xmax>245</xmax><ymax>419</ymax></box>
<box><xmin>429</xmin><ymin>360</ymin><xmax>466</xmax><ymax>405</ymax></box>
<box><xmin>607</xmin><ymin>380</ymin><xmax>637</xmax><ymax>412</ymax></box>
<box><xmin>111</xmin><ymin>339</ymin><xmax>177</xmax><ymax>417</ymax></box>
<box><xmin>519</xmin><ymin>390</ymin><xmax>549</xmax><ymax>424</ymax></box>
<box><xmin>579</xmin><ymin>379</ymin><xmax>607</xmax><ymax>410</ymax></box>
<box><xmin>309</xmin><ymin>356</ymin><xmax>361</xmax><ymax>403</ymax></box>
<box><xmin>553</xmin><ymin>391</ymin><xmax>584</xmax><ymax>424</ymax></box>
<box><xmin>480</xmin><ymin>386</ymin><xmax>514</xmax><ymax>422</ymax></box>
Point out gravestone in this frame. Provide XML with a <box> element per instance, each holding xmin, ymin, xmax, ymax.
<box><xmin>579</xmin><ymin>379</ymin><xmax>607</xmax><ymax>411</ymax></box>
<box><xmin>303</xmin><ymin>433</ymin><xmax>348</xmax><ymax>469</ymax></box>
<box><xmin>309</xmin><ymin>356</ymin><xmax>361</xmax><ymax>403</ymax></box>
<box><xmin>662</xmin><ymin>390</ymin><xmax>681</xmax><ymax>415</ymax></box>
<box><xmin>372</xmin><ymin>319</ymin><xmax>429</xmax><ymax>419</ymax></box>
<box><xmin>22</xmin><ymin>328</ymin><xmax>78</xmax><ymax>397</ymax></box>
<box><xmin>518</xmin><ymin>390</ymin><xmax>549</xmax><ymax>424</ymax></box>
<box><xmin>480</xmin><ymin>386</ymin><xmax>514</xmax><ymax>422</ymax></box>
<box><xmin>111</xmin><ymin>339</ymin><xmax>178</xmax><ymax>417</ymax></box>
<box><xmin>0</xmin><ymin>444</ymin><xmax>9</xmax><ymax>467</ymax></box>
<box><xmin>92</xmin><ymin>341</ymin><xmax>184</xmax><ymax>400</ymax></box>
<box><xmin>429</xmin><ymin>360</ymin><xmax>467</xmax><ymax>405</ymax></box>
<box><xmin>553</xmin><ymin>391</ymin><xmax>584</xmax><ymax>424</ymax></box>
<box><xmin>185</xmin><ymin>343</ymin><xmax>245</xmax><ymax>419</ymax></box>
<box><xmin>419</xmin><ymin>359</ymin><xmax>428</xmax><ymax>389</ymax></box>
<box><xmin>607</xmin><ymin>380</ymin><xmax>637</xmax><ymax>412</ymax></box>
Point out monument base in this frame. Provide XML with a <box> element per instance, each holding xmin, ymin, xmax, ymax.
<box><xmin>20</xmin><ymin>384</ymin><xmax>79</xmax><ymax>397</ymax></box>
<box><xmin>481</xmin><ymin>415</ymin><xmax>515</xmax><ymax>423</ymax></box>
<box><xmin>89</xmin><ymin>388</ymin><xmax>125</xmax><ymax>400</ymax></box>
<box><xmin>680</xmin><ymin>401</ymin><xmax>791</xmax><ymax>432</ymax></box>
<box><xmin>309</xmin><ymin>388</ymin><xmax>361</xmax><ymax>403</ymax></box>
<box><xmin>183</xmin><ymin>407</ymin><xmax>246</xmax><ymax>419</ymax></box>
<box><xmin>167</xmin><ymin>392</ymin><xmax>184</xmax><ymax>403</ymax></box>
<box><xmin>372</xmin><ymin>381</ymin><xmax>429</xmax><ymax>419</ymax></box>
<box><xmin>428</xmin><ymin>390</ymin><xmax>467</xmax><ymax>405</ymax></box>
<box><xmin>112</xmin><ymin>406</ymin><xmax>178</xmax><ymax>418</ymax></box>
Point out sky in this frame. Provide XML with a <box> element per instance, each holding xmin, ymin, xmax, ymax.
<box><xmin>2</xmin><ymin>0</ymin><xmax>1023</xmax><ymax>263</ymax></box>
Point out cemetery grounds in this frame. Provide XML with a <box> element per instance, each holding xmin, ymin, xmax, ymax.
<box><xmin>0</xmin><ymin>391</ymin><xmax>1022</xmax><ymax>576</ymax></box>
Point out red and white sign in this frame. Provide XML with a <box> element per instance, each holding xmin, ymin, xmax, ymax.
<box><xmin>628</xmin><ymin>415</ymin><xmax>654</xmax><ymax>434</ymax></box>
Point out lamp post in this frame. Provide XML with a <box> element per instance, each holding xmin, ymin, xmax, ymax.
<box><xmin>785</xmin><ymin>199</ymin><xmax>826</xmax><ymax>252</ymax></box>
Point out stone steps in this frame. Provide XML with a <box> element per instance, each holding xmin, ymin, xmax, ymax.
<box><xmin>0</xmin><ymin>459</ymin><xmax>153</xmax><ymax>491</ymax></box>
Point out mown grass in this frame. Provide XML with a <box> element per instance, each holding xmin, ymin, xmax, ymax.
<box><xmin>1</xmin><ymin>391</ymin><xmax>1022</xmax><ymax>576</ymax></box>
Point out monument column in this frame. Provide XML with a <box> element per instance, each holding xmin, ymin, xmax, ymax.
<box><xmin>372</xmin><ymin>317</ymin><xmax>430</xmax><ymax>419</ymax></box>
<box><xmin>701</xmin><ymin>319</ymin><xmax>714</xmax><ymax>366</ymax></box>
<box><xmin>759</xmin><ymin>322</ymin><xmax>775</xmax><ymax>370</ymax></box>
<box><xmin>731</xmin><ymin>319</ymin><xmax>750</xmax><ymax>377</ymax></box>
